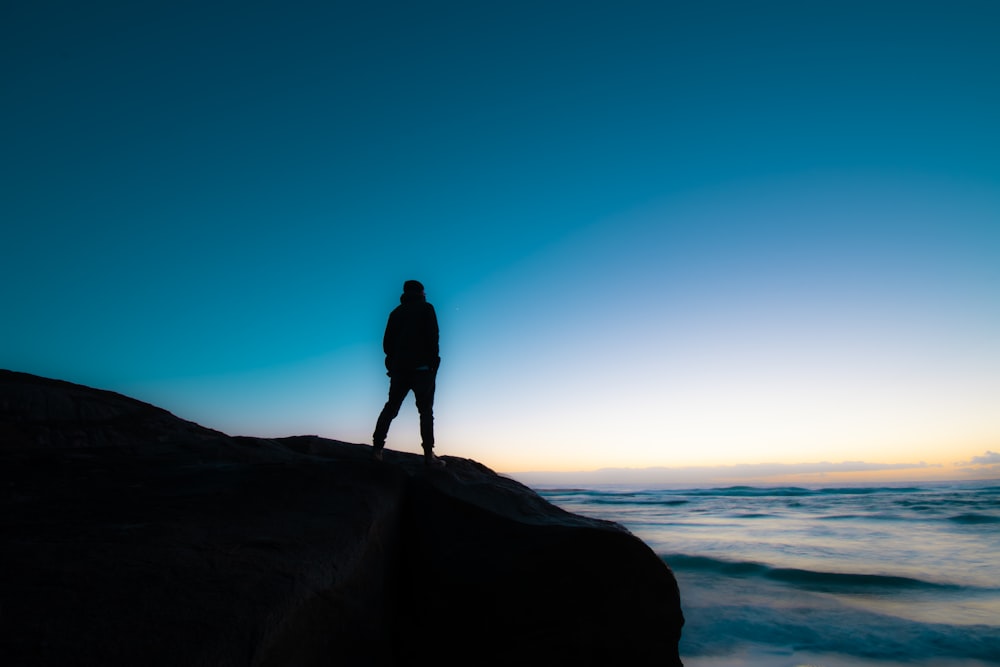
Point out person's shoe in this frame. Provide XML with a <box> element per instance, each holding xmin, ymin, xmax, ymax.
<box><xmin>424</xmin><ymin>452</ymin><xmax>446</xmax><ymax>468</ymax></box>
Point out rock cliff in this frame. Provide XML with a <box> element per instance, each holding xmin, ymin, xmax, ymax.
<box><xmin>0</xmin><ymin>370</ymin><xmax>684</xmax><ymax>666</ymax></box>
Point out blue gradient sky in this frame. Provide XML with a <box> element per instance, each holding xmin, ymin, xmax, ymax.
<box><xmin>3</xmin><ymin>1</ymin><xmax>998</xmax><ymax>482</ymax></box>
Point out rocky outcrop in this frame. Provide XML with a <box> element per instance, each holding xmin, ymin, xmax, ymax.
<box><xmin>0</xmin><ymin>370</ymin><xmax>684</xmax><ymax>666</ymax></box>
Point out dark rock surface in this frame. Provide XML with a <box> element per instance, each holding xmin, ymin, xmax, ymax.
<box><xmin>0</xmin><ymin>370</ymin><xmax>684</xmax><ymax>666</ymax></box>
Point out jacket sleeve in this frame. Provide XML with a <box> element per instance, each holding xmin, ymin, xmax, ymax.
<box><xmin>428</xmin><ymin>305</ymin><xmax>440</xmax><ymax>369</ymax></box>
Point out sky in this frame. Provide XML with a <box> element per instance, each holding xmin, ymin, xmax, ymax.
<box><xmin>3</xmin><ymin>1</ymin><xmax>999</xmax><ymax>485</ymax></box>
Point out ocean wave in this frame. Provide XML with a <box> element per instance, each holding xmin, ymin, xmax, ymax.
<box><xmin>678</xmin><ymin>579</ymin><xmax>1000</xmax><ymax>663</ymax></box>
<box><xmin>590</xmin><ymin>497</ymin><xmax>690</xmax><ymax>507</ymax></box>
<box><xmin>949</xmin><ymin>512</ymin><xmax>1000</xmax><ymax>524</ymax></box>
<box><xmin>685</xmin><ymin>485</ymin><xmax>815</xmax><ymax>497</ymax></box>
<box><xmin>539</xmin><ymin>489</ymin><xmax>691</xmax><ymax>506</ymax></box>
<box><xmin>817</xmin><ymin>512</ymin><xmax>908</xmax><ymax>521</ymax></box>
<box><xmin>662</xmin><ymin>553</ymin><xmax>976</xmax><ymax>592</ymax></box>
<box><xmin>662</xmin><ymin>485</ymin><xmax>929</xmax><ymax>498</ymax></box>
<box><xmin>817</xmin><ymin>510</ymin><xmax>1000</xmax><ymax>524</ymax></box>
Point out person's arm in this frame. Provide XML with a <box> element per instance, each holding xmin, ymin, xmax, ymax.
<box><xmin>427</xmin><ymin>305</ymin><xmax>440</xmax><ymax>370</ymax></box>
<box><xmin>383</xmin><ymin>310</ymin><xmax>398</xmax><ymax>372</ymax></box>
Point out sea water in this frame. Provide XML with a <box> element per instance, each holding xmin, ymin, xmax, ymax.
<box><xmin>537</xmin><ymin>481</ymin><xmax>1000</xmax><ymax>667</ymax></box>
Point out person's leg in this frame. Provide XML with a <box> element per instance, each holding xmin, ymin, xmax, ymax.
<box><xmin>372</xmin><ymin>376</ymin><xmax>410</xmax><ymax>458</ymax></box>
<box><xmin>412</xmin><ymin>371</ymin><xmax>442</xmax><ymax>466</ymax></box>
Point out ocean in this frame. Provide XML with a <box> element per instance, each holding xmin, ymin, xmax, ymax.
<box><xmin>536</xmin><ymin>480</ymin><xmax>1000</xmax><ymax>667</ymax></box>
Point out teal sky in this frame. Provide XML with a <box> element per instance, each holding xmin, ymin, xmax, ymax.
<box><xmin>3</xmin><ymin>1</ymin><xmax>999</xmax><ymax>481</ymax></box>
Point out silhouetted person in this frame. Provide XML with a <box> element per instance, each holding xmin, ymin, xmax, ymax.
<box><xmin>372</xmin><ymin>280</ymin><xmax>445</xmax><ymax>467</ymax></box>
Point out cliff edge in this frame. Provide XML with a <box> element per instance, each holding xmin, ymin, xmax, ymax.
<box><xmin>0</xmin><ymin>370</ymin><xmax>684</xmax><ymax>666</ymax></box>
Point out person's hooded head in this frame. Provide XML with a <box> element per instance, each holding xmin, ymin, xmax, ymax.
<box><xmin>400</xmin><ymin>279</ymin><xmax>426</xmax><ymax>303</ymax></box>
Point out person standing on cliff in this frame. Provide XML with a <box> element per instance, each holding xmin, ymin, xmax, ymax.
<box><xmin>372</xmin><ymin>280</ymin><xmax>445</xmax><ymax>468</ymax></box>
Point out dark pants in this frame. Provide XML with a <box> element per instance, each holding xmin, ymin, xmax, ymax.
<box><xmin>373</xmin><ymin>370</ymin><xmax>435</xmax><ymax>451</ymax></box>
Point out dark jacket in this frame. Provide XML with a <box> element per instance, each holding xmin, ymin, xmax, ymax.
<box><xmin>383</xmin><ymin>292</ymin><xmax>440</xmax><ymax>375</ymax></box>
